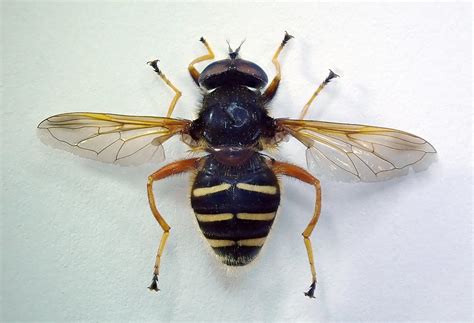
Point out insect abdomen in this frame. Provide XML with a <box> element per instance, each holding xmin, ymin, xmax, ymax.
<box><xmin>191</xmin><ymin>154</ymin><xmax>280</xmax><ymax>266</ymax></box>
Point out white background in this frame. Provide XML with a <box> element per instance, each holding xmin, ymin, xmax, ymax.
<box><xmin>1</xmin><ymin>1</ymin><xmax>472</xmax><ymax>321</ymax></box>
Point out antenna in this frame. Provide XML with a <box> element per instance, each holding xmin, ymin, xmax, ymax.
<box><xmin>227</xmin><ymin>39</ymin><xmax>246</xmax><ymax>59</ymax></box>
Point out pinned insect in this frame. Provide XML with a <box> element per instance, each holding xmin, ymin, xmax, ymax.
<box><xmin>37</xmin><ymin>32</ymin><xmax>436</xmax><ymax>298</ymax></box>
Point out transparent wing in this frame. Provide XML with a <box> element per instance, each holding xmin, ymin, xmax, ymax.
<box><xmin>277</xmin><ymin>118</ymin><xmax>437</xmax><ymax>182</ymax></box>
<box><xmin>37</xmin><ymin>112</ymin><xmax>191</xmax><ymax>166</ymax></box>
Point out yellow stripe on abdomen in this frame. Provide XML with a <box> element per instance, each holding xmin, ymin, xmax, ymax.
<box><xmin>207</xmin><ymin>239</ymin><xmax>236</xmax><ymax>248</ymax></box>
<box><xmin>237</xmin><ymin>237</ymin><xmax>267</xmax><ymax>247</ymax></box>
<box><xmin>193</xmin><ymin>183</ymin><xmax>231</xmax><ymax>197</ymax></box>
<box><xmin>196</xmin><ymin>213</ymin><xmax>234</xmax><ymax>222</ymax></box>
<box><xmin>237</xmin><ymin>212</ymin><xmax>276</xmax><ymax>221</ymax></box>
<box><xmin>206</xmin><ymin>237</ymin><xmax>267</xmax><ymax>248</ymax></box>
<box><xmin>236</xmin><ymin>183</ymin><xmax>277</xmax><ymax>194</ymax></box>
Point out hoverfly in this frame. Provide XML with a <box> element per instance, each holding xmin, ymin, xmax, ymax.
<box><xmin>37</xmin><ymin>32</ymin><xmax>436</xmax><ymax>298</ymax></box>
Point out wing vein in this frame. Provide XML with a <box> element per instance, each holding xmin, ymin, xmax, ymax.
<box><xmin>38</xmin><ymin>112</ymin><xmax>191</xmax><ymax>166</ymax></box>
<box><xmin>277</xmin><ymin>118</ymin><xmax>436</xmax><ymax>182</ymax></box>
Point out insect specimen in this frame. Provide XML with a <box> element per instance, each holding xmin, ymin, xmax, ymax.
<box><xmin>37</xmin><ymin>32</ymin><xmax>437</xmax><ymax>298</ymax></box>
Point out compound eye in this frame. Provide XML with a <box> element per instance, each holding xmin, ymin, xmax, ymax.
<box><xmin>199</xmin><ymin>59</ymin><xmax>268</xmax><ymax>90</ymax></box>
<box><xmin>233</xmin><ymin>59</ymin><xmax>268</xmax><ymax>88</ymax></box>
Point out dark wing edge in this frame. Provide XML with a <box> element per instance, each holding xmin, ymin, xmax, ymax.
<box><xmin>276</xmin><ymin>118</ymin><xmax>437</xmax><ymax>182</ymax></box>
<box><xmin>37</xmin><ymin>112</ymin><xmax>191</xmax><ymax>166</ymax></box>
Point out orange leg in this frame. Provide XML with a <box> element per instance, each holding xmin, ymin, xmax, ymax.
<box><xmin>299</xmin><ymin>69</ymin><xmax>339</xmax><ymax>119</ymax></box>
<box><xmin>147</xmin><ymin>59</ymin><xmax>182</xmax><ymax>118</ymax></box>
<box><xmin>188</xmin><ymin>37</ymin><xmax>215</xmax><ymax>85</ymax></box>
<box><xmin>262</xmin><ymin>31</ymin><xmax>294</xmax><ymax>102</ymax></box>
<box><xmin>271</xmin><ymin>160</ymin><xmax>322</xmax><ymax>298</ymax></box>
<box><xmin>147</xmin><ymin>158</ymin><xmax>200</xmax><ymax>292</ymax></box>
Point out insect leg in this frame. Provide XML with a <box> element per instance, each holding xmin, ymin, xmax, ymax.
<box><xmin>147</xmin><ymin>158</ymin><xmax>200</xmax><ymax>292</ymax></box>
<box><xmin>271</xmin><ymin>160</ymin><xmax>321</xmax><ymax>298</ymax></box>
<box><xmin>299</xmin><ymin>69</ymin><xmax>339</xmax><ymax>119</ymax></box>
<box><xmin>188</xmin><ymin>37</ymin><xmax>215</xmax><ymax>85</ymax></box>
<box><xmin>262</xmin><ymin>31</ymin><xmax>294</xmax><ymax>102</ymax></box>
<box><xmin>147</xmin><ymin>59</ymin><xmax>182</xmax><ymax>118</ymax></box>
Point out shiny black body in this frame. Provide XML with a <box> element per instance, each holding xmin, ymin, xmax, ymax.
<box><xmin>190</xmin><ymin>85</ymin><xmax>275</xmax><ymax>148</ymax></box>
<box><xmin>191</xmin><ymin>154</ymin><xmax>280</xmax><ymax>265</ymax></box>
<box><xmin>189</xmin><ymin>55</ymin><xmax>281</xmax><ymax>265</ymax></box>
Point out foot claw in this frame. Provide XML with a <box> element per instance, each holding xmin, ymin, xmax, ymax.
<box><xmin>199</xmin><ymin>37</ymin><xmax>206</xmax><ymax>43</ymax></box>
<box><xmin>304</xmin><ymin>281</ymin><xmax>316</xmax><ymax>298</ymax></box>
<box><xmin>282</xmin><ymin>31</ymin><xmax>295</xmax><ymax>45</ymax></box>
<box><xmin>148</xmin><ymin>274</ymin><xmax>160</xmax><ymax>292</ymax></box>
<box><xmin>147</xmin><ymin>59</ymin><xmax>161</xmax><ymax>75</ymax></box>
<box><xmin>324</xmin><ymin>69</ymin><xmax>340</xmax><ymax>83</ymax></box>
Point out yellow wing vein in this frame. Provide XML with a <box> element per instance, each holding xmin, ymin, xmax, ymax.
<box><xmin>301</xmin><ymin>127</ymin><xmax>427</xmax><ymax>145</ymax></box>
<box><xmin>278</xmin><ymin>118</ymin><xmax>436</xmax><ymax>182</ymax></box>
<box><xmin>38</xmin><ymin>112</ymin><xmax>191</xmax><ymax>166</ymax></box>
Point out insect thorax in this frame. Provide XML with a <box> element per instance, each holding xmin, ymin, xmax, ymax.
<box><xmin>190</xmin><ymin>85</ymin><xmax>275</xmax><ymax>149</ymax></box>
